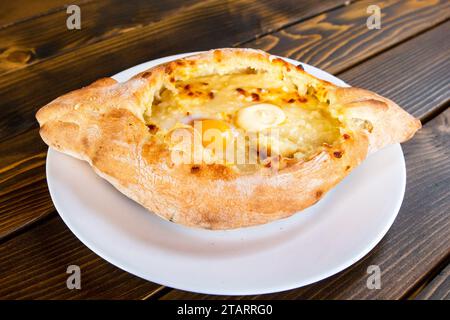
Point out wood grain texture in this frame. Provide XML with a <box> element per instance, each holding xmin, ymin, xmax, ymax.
<box><xmin>338</xmin><ymin>21</ymin><xmax>450</xmax><ymax>119</ymax></box>
<box><xmin>0</xmin><ymin>0</ymin><xmax>200</xmax><ymax>73</ymax></box>
<box><xmin>245</xmin><ymin>0</ymin><xmax>450</xmax><ymax>74</ymax></box>
<box><xmin>160</xmin><ymin>108</ymin><xmax>450</xmax><ymax>299</ymax></box>
<box><xmin>0</xmin><ymin>0</ymin><xmax>88</xmax><ymax>27</ymax></box>
<box><xmin>0</xmin><ymin>215</ymin><xmax>163</xmax><ymax>299</ymax></box>
<box><xmin>415</xmin><ymin>264</ymin><xmax>450</xmax><ymax>300</ymax></box>
<box><xmin>0</xmin><ymin>128</ymin><xmax>51</xmax><ymax>239</ymax></box>
<box><xmin>1</xmin><ymin>0</ymin><xmax>445</xmax><ymax>142</ymax></box>
<box><xmin>0</xmin><ymin>0</ymin><xmax>345</xmax><ymax>74</ymax></box>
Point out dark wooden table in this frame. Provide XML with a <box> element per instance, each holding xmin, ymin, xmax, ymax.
<box><xmin>0</xmin><ymin>0</ymin><xmax>449</xmax><ymax>300</ymax></box>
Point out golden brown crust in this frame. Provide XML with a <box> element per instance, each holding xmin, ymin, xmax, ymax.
<box><xmin>36</xmin><ymin>48</ymin><xmax>420</xmax><ymax>229</ymax></box>
<box><xmin>329</xmin><ymin>87</ymin><xmax>421</xmax><ymax>153</ymax></box>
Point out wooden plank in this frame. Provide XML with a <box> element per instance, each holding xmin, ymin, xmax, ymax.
<box><xmin>338</xmin><ymin>22</ymin><xmax>450</xmax><ymax>119</ymax></box>
<box><xmin>160</xmin><ymin>108</ymin><xmax>450</xmax><ymax>300</ymax></box>
<box><xmin>0</xmin><ymin>215</ymin><xmax>163</xmax><ymax>299</ymax></box>
<box><xmin>415</xmin><ymin>264</ymin><xmax>450</xmax><ymax>300</ymax></box>
<box><xmin>2</xmin><ymin>0</ymin><xmax>447</xmax><ymax>142</ymax></box>
<box><xmin>0</xmin><ymin>0</ymin><xmax>344</xmax><ymax>74</ymax></box>
<box><xmin>245</xmin><ymin>0</ymin><xmax>450</xmax><ymax>74</ymax></box>
<box><xmin>0</xmin><ymin>0</ymin><xmax>200</xmax><ymax>73</ymax></box>
<box><xmin>0</xmin><ymin>129</ymin><xmax>51</xmax><ymax>239</ymax></box>
<box><xmin>0</xmin><ymin>173</ymin><xmax>51</xmax><ymax>240</ymax></box>
<box><xmin>0</xmin><ymin>0</ymin><xmax>87</xmax><ymax>27</ymax></box>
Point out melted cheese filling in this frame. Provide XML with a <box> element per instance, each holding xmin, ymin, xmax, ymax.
<box><xmin>147</xmin><ymin>72</ymin><xmax>342</xmax><ymax>164</ymax></box>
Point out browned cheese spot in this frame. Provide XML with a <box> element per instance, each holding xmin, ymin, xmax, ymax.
<box><xmin>147</xmin><ymin>124</ymin><xmax>158</xmax><ymax>134</ymax></box>
<box><xmin>236</xmin><ymin>88</ymin><xmax>246</xmax><ymax>95</ymax></box>
<box><xmin>213</xmin><ymin>50</ymin><xmax>222</xmax><ymax>63</ymax></box>
<box><xmin>333</xmin><ymin>151</ymin><xmax>343</xmax><ymax>158</ymax></box>
<box><xmin>191</xmin><ymin>165</ymin><xmax>201</xmax><ymax>173</ymax></box>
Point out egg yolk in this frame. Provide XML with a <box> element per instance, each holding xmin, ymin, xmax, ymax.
<box><xmin>195</xmin><ymin>119</ymin><xmax>233</xmax><ymax>149</ymax></box>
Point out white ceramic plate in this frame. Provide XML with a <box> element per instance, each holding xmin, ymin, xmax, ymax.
<box><xmin>46</xmin><ymin>53</ymin><xmax>406</xmax><ymax>295</ymax></box>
